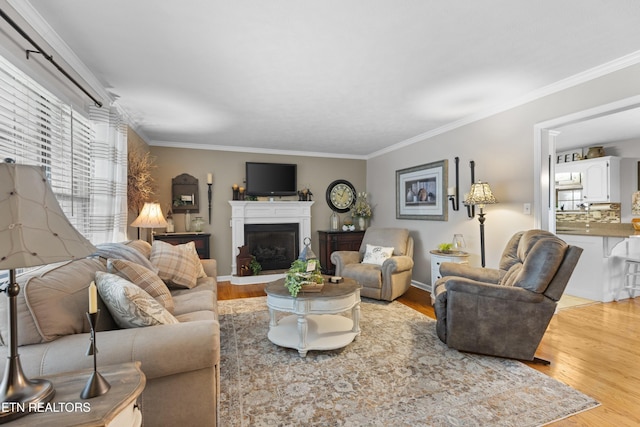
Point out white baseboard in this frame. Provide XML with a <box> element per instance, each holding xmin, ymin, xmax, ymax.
<box><xmin>411</xmin><ymin>280</ymin><xmax>432</xmax><ymax>293</ymax></box>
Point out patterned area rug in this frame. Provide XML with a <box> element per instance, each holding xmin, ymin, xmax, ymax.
<box><xmin>219</xmin><ymin>297</ymin><xmax>598</xmax><ymax>426</ymax></box>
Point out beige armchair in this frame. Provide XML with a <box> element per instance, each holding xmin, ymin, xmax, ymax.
<box><xmin>331</xmin><ymin>227</ymin><xmax>414</xmax><ymax>301</ymax></box>
<box><xmin>432</xmin><ymin>230</ymin><xmax>582</xmax><ymax>363</ymax></box>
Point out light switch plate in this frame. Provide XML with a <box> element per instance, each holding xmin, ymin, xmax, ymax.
<box><xmin>523</xmin><ymin>203</ymin><xmax>531</xmax><ymax>215</ymax></box>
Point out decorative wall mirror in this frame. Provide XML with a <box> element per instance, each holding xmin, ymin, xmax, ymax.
<box><xmin>172</xmin><ymin>173</ymin><xmax>200</xmax><ymax>213</ymax></box>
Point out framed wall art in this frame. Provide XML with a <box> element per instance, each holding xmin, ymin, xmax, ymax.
<box><xmin>396</xmin><ymin>160</ymin><xmax>448</xmax><ymax>221</ymax></box>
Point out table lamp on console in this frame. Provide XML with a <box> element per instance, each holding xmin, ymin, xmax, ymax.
<box><xmin>130</xmin><ymin>202</ymin><xmax>168</xmax><ymax>242</ymax></box>
<box><xmin>0</xmin><ymin>161</ymin><xmax>96</xmax><ymax>423</ymax></box>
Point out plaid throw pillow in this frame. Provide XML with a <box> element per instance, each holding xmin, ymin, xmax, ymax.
<box><xmin>181</xmin><ymin>241</ymin><xmax>207</xmax><ymax>278</ymax></box>
<box><xmin>107</xmin><ymin>258</ymin><xmax>175</xmax><ymax>313</ymax></box>
<box><xmin>150</xmin><ymin>240</ymin><xmax>199</xmax><ymax>289</ymax></box>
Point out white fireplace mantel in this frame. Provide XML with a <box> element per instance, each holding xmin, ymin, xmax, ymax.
<box><xmin>229</xmin><ymin>201</ymin><xmax>314</xmax><ymax>283</ymax></box>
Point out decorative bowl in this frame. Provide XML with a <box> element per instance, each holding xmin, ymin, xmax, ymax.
<box><xmin>632</xmin><ymin>218</ymin><xmax>640</xmax><ymax>231</ymax></box>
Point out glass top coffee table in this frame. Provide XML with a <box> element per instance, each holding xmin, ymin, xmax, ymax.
<box><xmin>265</xmin><ymin>277</ymin><xmax>361</xmax><ymax>357</ymax></box>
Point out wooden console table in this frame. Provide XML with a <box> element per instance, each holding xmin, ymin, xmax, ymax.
<box><xmin>8</xmin><ymin>362</ymin><xmax>145</xmax><ymax>426</ymax></box>
<box><xmin>153</xmin><ymin>232</ymin><xmax>211</xmax><ymax>259</ymax></box>
<box><xmin>317</xmin><ymin>230</ymin><xmax>365</xmax><ymax>275</ymax></box>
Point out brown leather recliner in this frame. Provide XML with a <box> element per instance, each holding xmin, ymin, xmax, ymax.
<box><xmin>432</xmin><ymin>230</ymin><xmax>582</xmax><ymax>363</ymax></box>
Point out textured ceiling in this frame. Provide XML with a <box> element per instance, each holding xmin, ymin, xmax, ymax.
<box><xmin>24</xmin><ymin>0</ymin><xmax>640</xmax><ymax>157</ymax></box>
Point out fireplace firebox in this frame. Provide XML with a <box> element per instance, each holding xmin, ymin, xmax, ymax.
<box><xmin>244</xmin><ymin>223</ymin><xmax>299</xmax><ymax>271</ymax></box>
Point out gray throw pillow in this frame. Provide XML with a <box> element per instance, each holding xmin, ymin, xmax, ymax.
<box><xmin>95</xmin><ymin>272</ymin><xmax>179</xmax><ymax>328</ymax></box>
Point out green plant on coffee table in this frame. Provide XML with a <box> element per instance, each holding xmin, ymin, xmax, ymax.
<box><xmin>284</xmin><ymin>259</ymin><xmax>323</xmax><ymax>297</ymax></box>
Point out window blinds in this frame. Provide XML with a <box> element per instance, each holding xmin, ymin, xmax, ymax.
<box><xmin>0</xmin><ymin>54</ymin><xmax>93</xmax><ymax>235</ymax></box>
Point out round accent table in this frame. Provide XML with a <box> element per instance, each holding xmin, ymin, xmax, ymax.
<box><xmin>265</xmin><ymin>277</ymin><xmax>361</xmax><ymax>357</ymax></box>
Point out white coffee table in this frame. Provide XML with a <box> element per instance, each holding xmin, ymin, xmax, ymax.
<box><xmin>265</xmin><ymin>277</ymin><xmax>361</xmax><ymax>357</ymax></box>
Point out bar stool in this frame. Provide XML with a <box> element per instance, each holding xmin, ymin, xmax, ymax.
<box><xmin>615</xmin><ymin>258</ymin><xmax>640</xmax><ymax>301</ymax></box>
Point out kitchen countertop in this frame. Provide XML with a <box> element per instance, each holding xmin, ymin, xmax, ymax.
<box><xmin>556</xmin><ymin>222</ymin><xmax>639</xmax><ymax>237</ymax></box>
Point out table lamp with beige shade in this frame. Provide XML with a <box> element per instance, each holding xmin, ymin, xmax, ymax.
<box><xmin>130</xmin><ymin>202</ymin><xmax>168</xmax><ymax>242</ymax></box>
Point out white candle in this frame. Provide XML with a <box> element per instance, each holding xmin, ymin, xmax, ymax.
<box><xmin>448</xmin><ymin>187</ymin><xmax>456</xmax><ymax>196</ymax></box>
<box><xmin>207</xmin><ymin>173</ymin><xmax>213</xmax><ymax>184</ymax></box>
<box><xmin>88</xmin><ymin>281</ymin><xmax>98</xmax><ymax>314</ymax></box>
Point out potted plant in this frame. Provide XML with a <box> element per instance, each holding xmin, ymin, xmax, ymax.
<box><xmin>350</xmin><ymin>192</ymin><xmax>372</xmax><ymax>230</ymax></box>
<box><xmin>249</xmin><ymin>257</ymin><xmax>262</xmax><ymax>276</ymax></box>
<box><xmin>438</xmin><ymin>242</ymin><xmax>453</xmax><ymax>254</ymax></box>
<box><xmin>284</xmin><ymin>259</ymin><xmax>324</xmax><ymax>297</ymax></box>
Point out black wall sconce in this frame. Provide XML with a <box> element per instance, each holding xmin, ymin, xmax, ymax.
<box><xmin>207</xmin><ymin>172</ymin><xmax>213</xmax><ymax>224</ymax></box>
<box><xmin>448</xmin><ymin>157</ymin><xmax>460</xmax><ymax>211</ymax></box>
<box><xmin>465</xmin><ymin>160</ymin><xmax>476</xmax><ymax>218</ymax></box>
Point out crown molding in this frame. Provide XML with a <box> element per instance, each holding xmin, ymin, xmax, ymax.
<box><xmin>149</xmin><ymin>140</ymin><xmax>367</xmax><ymax>160</ymax></box>
<box><xmin>368</xmin><ymin>49</ymin><xmax>640</xmax><ymax>160</ymax></box>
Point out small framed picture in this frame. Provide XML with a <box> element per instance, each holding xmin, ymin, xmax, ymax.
<box><xmin>396</xmin><ymin>160</ymin><xmax>448</xmax><ymax>221</ymax></box>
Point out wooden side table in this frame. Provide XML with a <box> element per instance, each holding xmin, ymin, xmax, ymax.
<box><xmin>8</xmin><ymin>362</ymin><xmax>145</xmax><ymax>427</ymax></box>
<box><xmin>317</xmin><ymin>230</ymin><xmax>365</xmax><ymax>275</ymax></box>
<box><xmin>430</xmin><ymin>250</ymin><xmax>469</xmax><ymax>286</ymax></box>
<box><xmin>153</xmin><ymin>232</ymin><xmax>211</xmax><ymax>259</ymax></box>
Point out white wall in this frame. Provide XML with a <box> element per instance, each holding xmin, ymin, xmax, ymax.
<box><xmin>367</xmin><ymin>63</ymin><xmax>640</xmax><ymax>289</ymax></box>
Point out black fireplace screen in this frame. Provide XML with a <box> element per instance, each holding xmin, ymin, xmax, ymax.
<box><xmin>244</xmin><ymin>223</ymin><xmax>299</xmax><ymax>271</ymax></box>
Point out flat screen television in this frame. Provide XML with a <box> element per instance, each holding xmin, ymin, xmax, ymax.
<box><xmin>245</xmin><ymin>162</ymin><xmax>297</xmax><ymax>196</ymax></box>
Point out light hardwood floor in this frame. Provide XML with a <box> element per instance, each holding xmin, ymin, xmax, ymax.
<box><xmin>217</xmin><ymin>282</ymin><xmax>640</xmax><ymax>425</ymax></box>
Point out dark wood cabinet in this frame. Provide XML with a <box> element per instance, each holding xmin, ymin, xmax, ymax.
<box><xmin>317</xmin><ymin>230</ymin><xmax>365</xmax><ymax>275</ymax></box>
<box><xmin>153</xmin><ymin>232</ymin><xmax>211</xmax><ymax>259</ymax></box>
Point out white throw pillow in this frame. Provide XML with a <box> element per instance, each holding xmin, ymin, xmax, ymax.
<box><xmin>95</xmin><ymin>271</ymin><xmax>179</xmax><ymax>328</ymax></box>
<box><xmin>362</xmin><ymin>244</ymin><xmax>394</xmax><ymax>266</ymax></box>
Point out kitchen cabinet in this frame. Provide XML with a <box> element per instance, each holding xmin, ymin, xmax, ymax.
<box><xmin>582</xmin><ymin>156</ymin><xmax>620</xmax><ymax>202</ymax></box>
<box><xmin>558</xmin><ymin>233</ymin><xmax>626</xmax><ymax>302</ymax></box>
<box><xmin>556</xmin><ymin>156</ymin><xmax>620</xmax><ymax>203</ymax></box>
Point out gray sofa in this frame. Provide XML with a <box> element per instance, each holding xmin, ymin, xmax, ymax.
<box><xmin>0</xmin><ymin>240</ymin><xmax>220</xmax><ymax>426</ymax></box>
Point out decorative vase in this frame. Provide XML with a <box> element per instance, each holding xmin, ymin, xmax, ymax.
<box><xmin>358</xmin><ymin>217</ymin><xmax>366</xmax><ymax>231</ymax></box>
<box><xmin>407</xmin><ymin>188</ymin><xmax>415</xmax><ymax>203</ymax></box>
<box><xmin>330</xmin><ymin>211</ymin><xmax>339</xmax><ymax>231</ymax></box>
<box><xmin>586</xmin><ymin>146</ymin><xmax>605</xmax><ymax>159</ymax></box>
<box><xmin>185</xmin><ymin>210</ymin><xmax>191</xmax><ymax>232</ymax></box>
<box><xmin>452</xmin><ymin>234</ymin><xmax>466</xmax><ymax>251</ymax></box>
<box><xmin>192</xmin><ymin>217</ymin><xmax>204</xmax><ymax>232</ymax></box>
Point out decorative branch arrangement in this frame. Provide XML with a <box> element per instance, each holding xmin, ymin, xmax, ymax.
<box><xmin>127</xmin><ymin>149</ymin><xmax>158</xmax><ymax>213</ymax></box>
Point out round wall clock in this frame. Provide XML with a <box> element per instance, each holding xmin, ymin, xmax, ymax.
<box><xmin>326</xmin><ymin>179</ymin><xmax>356</xmax><ymax>213</ymax></box>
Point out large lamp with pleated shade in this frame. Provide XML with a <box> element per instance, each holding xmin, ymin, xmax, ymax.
<box><xmin>130</xmin><ymin>202</ymin><xmax>168</xmax><ymax>242</ymax></box>
<box><xmin>0</xmin><ymin>161</ymin><xmax>96</xmax><ymax>422</ymax></box>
